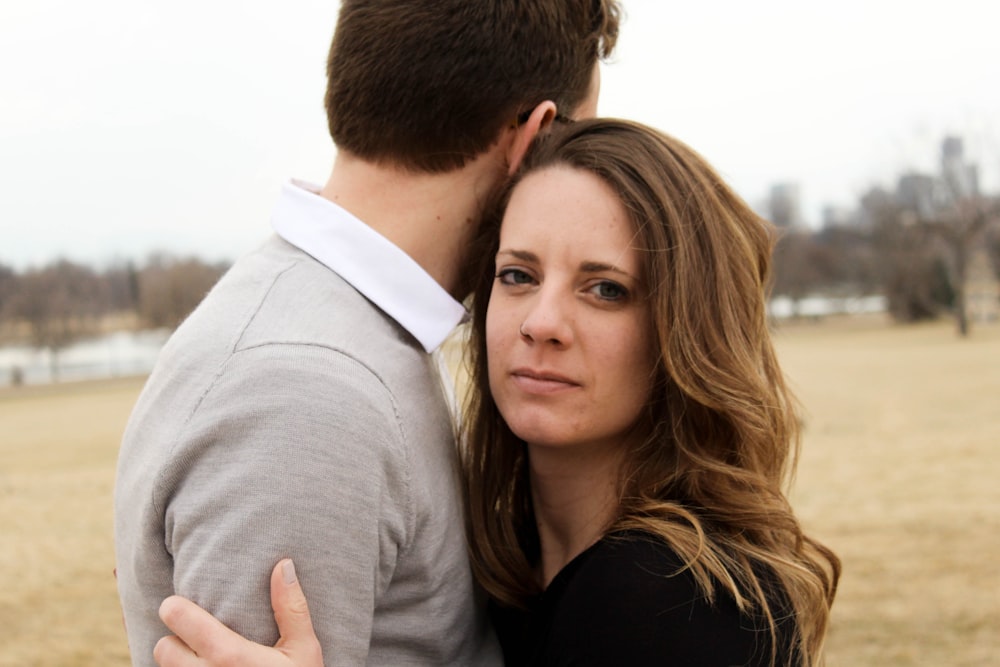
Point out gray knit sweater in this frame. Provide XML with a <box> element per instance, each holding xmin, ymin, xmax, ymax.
<box><xmin>114</xmin><ymin>236</ymin><xmax>500</xmax><ymax>666</ymax></box>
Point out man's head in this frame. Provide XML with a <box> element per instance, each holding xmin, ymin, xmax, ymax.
<box><xmin>324</xmin><ymin>0</ymin><xmax>620</xmax><ymax>173</ymax></box>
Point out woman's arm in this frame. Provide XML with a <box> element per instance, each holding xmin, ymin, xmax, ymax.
<box><xmin>154</xmin><ymin>560</ymin><xmax>323</xmax><ymax>667</ymax></box>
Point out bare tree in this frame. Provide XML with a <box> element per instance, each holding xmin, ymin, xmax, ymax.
<box><xmin>814</xmin><ymin>225</ymin><xmax>881</xmax><ymax>296</ymax></box>
<box><xmin>867</xmin><ymin>196</ymin><xmax>953</xmax><ymax>322</ymax></box>
<box><xmin>4</xmin><ymin>260</ymin><xmax>109</xmax><ymax>380</ymax></box>
<box><xmin>989</xmin><ymin>225</ymin><xmax>1000</xmax><ymax>278</ymax></box>
<box><xmin>104</xmin><ymin>259</ymin><xmax>142</xmax><ymax>314</ymax></box>
<box><xmin>919</xmin><ymin>193</ymin><xmax>1000</xmax><ymax>336</ymax></box>
<box><xmin>771</xmin><ymin>230</ymin><xmax>833</xmax><ymax>314</ymax></box>
<box><xmin>771</xmin><ymin>224</ymin><xmax>880</xmax><ymax>319</ymax></box>
<box><xmin>138</xmin><ymin>254</ymin><xmax>228</xmax><ymax>329</ymax></box>
<box><xmin>857</xmin><ymin>136</ymin><xmax>1000</xmax><ymax>335</ymax></box>
<box><xmin>916</xmin><ymin>135</ymin><xmax>1000</xmax><ymax>335</ymax></box>
<box><xmin>0</xmin><ymin>263</ymin><xmax>16</xmax><ymax>334</ymax></box>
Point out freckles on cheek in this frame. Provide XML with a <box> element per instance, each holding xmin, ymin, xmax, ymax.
<box><xmin>485</xmin><ymin>306</ymin><xmax>515</xmax><ymax>351</ymax></box>
<box><xmin>485</xmin><ymin>323</ymin><xmax>503</xmax><ymax>356</ymax></box>
<box><xmin>485</xmin><ymin>319</ymin><xmax>507</xmax><ymax>385</ymax></box>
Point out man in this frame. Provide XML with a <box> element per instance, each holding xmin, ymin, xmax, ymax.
<box><xmin>114</xmin><ymin>1</ymin><xmax>620</xmax><ymax>665</ymax></box>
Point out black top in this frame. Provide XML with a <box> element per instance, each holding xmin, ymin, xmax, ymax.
<box><xmin>490</xmin><ymin>532</ymin><xmax>796</xmax><ymax>666</ymax></box>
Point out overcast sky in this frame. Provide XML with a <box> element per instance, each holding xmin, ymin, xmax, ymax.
<box><xmin>3</xmin><ymin>0</ymin><xmax>998</xmax><ymax>269</ymax></box>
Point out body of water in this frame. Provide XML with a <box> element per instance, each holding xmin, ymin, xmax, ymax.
<box><xmin>0</xmin><ymin>329</ymin><xmax>170</xmax><ymax>386</ymax></box>
<box><xmin>768</xmin><ymin>295</ymin><xmax>887</xmax><ymax>319</ymax></box>
<box><xmin>0</xmin><ymin>294</ymin><xmax>888</xmax><ymax>387</ymax></box>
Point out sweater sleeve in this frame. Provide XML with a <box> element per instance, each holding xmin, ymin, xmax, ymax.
<box><xmin>539</xmin><ymin>536</ymin><xmax>779</xmax><ymax>667</ymax></box>
<box><xmin>157</xmin><ymin>343</ymin><xmax>410</xmax><ymax>667</ymax></box>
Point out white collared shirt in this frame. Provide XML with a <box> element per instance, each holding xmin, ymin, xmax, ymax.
<box><xmin>270</xmin><ymin>180</ymin><xmax>467</xmax><ymax>353</ymax></box>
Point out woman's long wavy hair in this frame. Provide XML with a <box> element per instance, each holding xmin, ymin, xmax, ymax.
<box><xmin>461</xmin><ymin>119</ymin><xmax>840</xmax><ymax>666</ymax></box>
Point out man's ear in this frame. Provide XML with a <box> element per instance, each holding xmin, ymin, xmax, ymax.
<box><xmin>505</xmin><ymin>101</ymin><xmax>558</xmax><ymax>176</ymax></box>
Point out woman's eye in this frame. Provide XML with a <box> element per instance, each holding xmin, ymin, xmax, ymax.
<box><xmin>497</xmin><ymin>268</ymin><xmax>534</xmax><ymax>285</ymax></box>
<box><xmin>590</xmin><ymin>280</ymin><xmax>628</xmax><ymax>301</ymax></box>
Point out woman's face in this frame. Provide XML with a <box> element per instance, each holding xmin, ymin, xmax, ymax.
<box><xmin>486</xmin><ymin>165</ymin><xmax>656</xmax><ymax>455</ymax></box>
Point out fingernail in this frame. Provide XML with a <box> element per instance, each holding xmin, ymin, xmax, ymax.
<box><xmin>282</xmin><ymin>559</ymin><xmax>298</xmax><ymax>585</ymax></box>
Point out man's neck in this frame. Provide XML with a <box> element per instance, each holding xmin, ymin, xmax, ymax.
<box><xmin>318</xmin><ymin>150</ymin><xmax>506</xmax><ymax>297</ymax></box>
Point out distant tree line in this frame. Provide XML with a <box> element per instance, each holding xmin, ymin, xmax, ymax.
<box><xmin>770</xmin><ymin>136</ymin><xmax>1000</xmax><ymax>337</ymax></box>
<box><xmin>3</xmin><ymin>134</ymin><xmax>999</xmax><ymax>377</ymax></box>
<box><xmin>0</xmin><ymin>254</ymin><xmax>228</xmax><ymax>378</ymax></box>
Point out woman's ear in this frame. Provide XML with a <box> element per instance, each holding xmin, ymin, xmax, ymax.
<box><xmin>505</xmin><ymin>101</ymin><xmax>558</xmax><ymax>176</ymax></box>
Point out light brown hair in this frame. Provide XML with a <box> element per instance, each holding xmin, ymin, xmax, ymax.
<box><xmin>324</xmin><ymin>0</ymin><xmax>620</xmax><ymax>173</ymax></box>
<box><xmin>462</xmin><ymin>119</ymin><xmax>840</xmax><ymax>666</ymax></box>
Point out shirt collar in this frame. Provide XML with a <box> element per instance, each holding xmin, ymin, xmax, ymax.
<box><xmin>270</xmin><ymin>180</ymin><xmax>467</xmax><ymax>353</ymax></box>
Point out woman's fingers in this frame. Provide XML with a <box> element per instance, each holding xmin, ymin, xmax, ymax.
<box><xmin>157</xmin><ymin>595</ymin><xmax>244</xmax><ymax>664</ymax></box>
<box><xmin>153</xmin><ymin>633</ymin><xmax>202</xmax><ymax>667</ymax></box>
<box><xmin>271</xmin><ymin>559</ymin><xmax>324</xmax><ymax>666</ymax></box>
<box><xmin>152</xmin><ymin>560</ymin><xmax>323</xmax><ymax>667</ymax></box>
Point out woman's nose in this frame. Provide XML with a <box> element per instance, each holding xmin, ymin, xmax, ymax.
<box><xmin>518</xmin><ymin>290</ymin><xmax>572</xmax><ymax>346</ymax></box>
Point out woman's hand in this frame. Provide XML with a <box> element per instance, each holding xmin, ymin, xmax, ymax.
<box><xmin>153</xmin><ymin>559</ymin><xmax>323</xmax><ymax>667</ymax></box>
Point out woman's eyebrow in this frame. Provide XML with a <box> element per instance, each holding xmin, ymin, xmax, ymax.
<box><xmin>580</xmin><ymin>260</ymin><xmax>638</xmax><ymax>281</ymax></box>
<box><xmin>495</xmin><ymin>249</ymin><xmax>538</xmax><ymax>263</ymax></box>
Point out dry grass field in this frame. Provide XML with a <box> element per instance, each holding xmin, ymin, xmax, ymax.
<box><xmin>1</xmin><ymin>316</ymin><xmax>997</xmax><ymax>666</ymax></box>
<box><xmin>0</xmin><ymin>376</ymin><xmax>140</xmax><ymax>667</ymax></box>
<box><xmin>777</xmin><ymin>316</ymin><xmax>1000</xmax><ymax>666</ymax></box>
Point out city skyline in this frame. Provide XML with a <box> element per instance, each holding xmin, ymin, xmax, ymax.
<box><xmin>3</xmin><ymin>0</ymin><xmax>998</xmax><ymax>268</ymax></box>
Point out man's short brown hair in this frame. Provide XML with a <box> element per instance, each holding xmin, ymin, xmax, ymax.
<box><xmin>324</xmin><ymin>0</ymin><xmax>620</xmax><ymax>173</ymax></box>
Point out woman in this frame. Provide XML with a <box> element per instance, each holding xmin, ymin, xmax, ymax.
<box><xmin>462</xmin><ymin>118</ymin><xmax>838</xmax><ymax>666</ymax></box>
<box><xmin>155</xmin><ymin>119</ymin><xmax>840</xmax><ymax>666</ymax></box>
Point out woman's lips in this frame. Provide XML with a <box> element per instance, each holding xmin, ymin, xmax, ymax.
<box><xmin>509</xmin><ymin>368</ymin><xmax>580</xmax><ymax>395</ymax></box>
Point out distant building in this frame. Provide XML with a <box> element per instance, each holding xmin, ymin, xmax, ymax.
<box><xmin>768</xmin><ymin>183</ymin><xmax>803</xmax><ymax>228</ymax></box>
<box><xmin>821</xmin><ymin>205</ymin><xmax>857</xmax><ymax>228</ymax></box>
<box><xmin>889</xmin><ymin>136</ymin><xmax>981</xmax><ymax>221</ymax></box>
<box><xmin>828</xmin><ymin>135</ymin><xmax>984</xmax><ymax>231</ymax></box>
<box><xmin>940</xmin><ymin>135</ymin><xmax>980</xmax><ymax>198</ymax></box>
<box><xmin>854</xmin><ymin>186</ymin><xmax>893</xmax><ymax>230</ymax></box>
<box><xmin>896</xmin><ymin>172</ymin><xmax>938</xmax><ymax>220</ymax></box>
